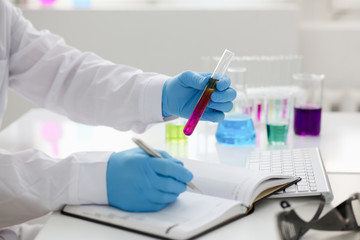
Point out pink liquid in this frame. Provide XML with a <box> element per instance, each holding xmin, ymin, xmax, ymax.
<box><xmin>257</xmin><ymin>104</ymin><xmax>262</xmax><ymax>122</ymax></box>
<box><xmin>294</xmin><ymin>105</ymin><xmax>321</xmax><ymax>136</ymax></box>
<box><xmin>38</xmin><ymin>0</ymin><xmax>57</xmax><ymax>5</ymax></box>
<box><xmin>183</xmin><ymin>78</ymin><xmax>217</xmax><ymax>136</ymax></box>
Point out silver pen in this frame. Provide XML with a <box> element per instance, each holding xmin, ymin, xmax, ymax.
<box><xmin>132</xmin><ymin>137</ymin><xmax>202</xmax><ymax>194</ymax></box>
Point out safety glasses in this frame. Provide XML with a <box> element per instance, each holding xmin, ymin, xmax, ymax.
<box><xmin>277</xmin><ymin>193</ymin><xmax>360</xmax><ymax>240</ymax></box>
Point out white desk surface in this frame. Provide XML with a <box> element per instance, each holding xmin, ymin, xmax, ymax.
<box><xmin>34</xmin><ymin>173</ymin><xmax>360</xmax><ymax>240</ymax></box>
<box><xmin>1</xmin><ymin>109</ymin><xmax>360</xmax><ymax>239</ymax></box>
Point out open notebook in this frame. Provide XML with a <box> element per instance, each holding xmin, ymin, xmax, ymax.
<box><xmin>62</xmin><ymin>159</ymin><xmax>300</xmax><ymax>240</ymax></box>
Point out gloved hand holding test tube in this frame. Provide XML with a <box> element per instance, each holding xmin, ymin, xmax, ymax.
<box><xmin>183</xmin><ymin>49</ymin><xmax>235</xmax><ymax>136</ymax></box>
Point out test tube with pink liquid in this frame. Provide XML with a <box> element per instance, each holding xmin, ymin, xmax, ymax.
<box><xmin>183</xmin><ymin>49</ymin><xmax>234</xmax><ymax>136</ymax></box>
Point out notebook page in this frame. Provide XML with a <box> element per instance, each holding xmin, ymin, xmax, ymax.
<box><xmin>62</xmin><ymin>192</ymin><xmax>246</xmax><ymax>240</ymax></box>
<box><xmin>181</xmin><ymin>158</ymin><xmax>293</xmax><ymax>206</ymax></box>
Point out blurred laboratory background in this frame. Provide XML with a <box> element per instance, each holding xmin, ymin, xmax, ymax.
<box><xmin>4</xmin><ymin>0</ymin><xmax>360</xmax><ymax>129</ymax></box>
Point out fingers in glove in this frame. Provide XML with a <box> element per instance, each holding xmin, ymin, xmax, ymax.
<box><xmin>140</xmin><ymin>186</ymin><xmax>180</xmax><ymax>205</ymax></box>
<box><xmin>144</xmin><ymin>166</ymin><xmax>188</xmax><ymax>194</ymax></box>
<box><xmin>148</xmin><ymin>158</ymin><xmax>193</xmax><ymax>183</ymax></box>
<box><xmin>211</xmin><ymin>88</ymin><xmax>237</xmax><ymax>103</ymax></box>
<box><xmin>215</xmin><ymin>75</ymin><xmax>231</xmax><ymax>91</ymax></box>
<box><xmin>180</xmin><ymin>71</ymin><xmax>210</xmax><ymax>90</ymax></box>
<box><xmin>207</xmin><ymin>101</ymin><xmax>234</xmax><ymax>113</ymax></box>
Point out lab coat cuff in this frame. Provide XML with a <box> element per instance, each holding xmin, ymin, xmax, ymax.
<box><xmin>142</xmin><ymin>74</ymin><xmax>170</xmax><ymax>123</ymax></box>
<box><xmin>76</xmin><ymin>152</ymin><xmax>112</xmax><ymax>205</ymax></box>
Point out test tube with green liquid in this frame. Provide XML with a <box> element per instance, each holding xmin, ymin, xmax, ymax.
<box><xmin>183</xmin><ymin>49</ymin><xmax>235</xmax><ymax>136</ymax></box>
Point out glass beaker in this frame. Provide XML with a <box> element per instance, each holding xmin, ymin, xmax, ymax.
<box><xmin>73</xmin><ymin>0</ymin><xmax>91</xmax><ymax>8</ymax></box>
<box><xmin>166</xmin><ymin>118</ymin><xmax>188</xmax><ymax>142</ymax></box>
<box><xmin>293</xmin><ymin>73</ymin><xmax>324</xmax><ymax>136</ymax></box>
<box><xmin>216</xmin><ymin>67</ymin><xmax>256</xmax><ymax>145</ymax></box>
<box><xmin>265</xmin><ymin>90</ymin><xmax>293</xmax><ymax>145</ymax></box>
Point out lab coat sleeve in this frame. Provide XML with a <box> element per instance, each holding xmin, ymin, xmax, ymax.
<box><xmin>7</xmin><ymin>3</ymin><xmax>169</xmax><ymax>133</ymax></box>
<box><xmin>0</xmin><ymin>148</ymin><xmax>112</xmax><ymax>228</ymax></box>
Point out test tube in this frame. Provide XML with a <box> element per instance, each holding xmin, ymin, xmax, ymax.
<box><xmin>183</xmin><ymin>49</ymin><xmax>235</xmax><ymax>136</ymax></box>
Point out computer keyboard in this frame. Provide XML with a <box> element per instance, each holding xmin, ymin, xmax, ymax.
<box><xmin>246</xmin><ymin>148</ymin><xmax>334</xmax><ymax>202</ymax></box>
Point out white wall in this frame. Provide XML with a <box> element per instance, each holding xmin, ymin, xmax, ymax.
<box><xmin>2</xmin><ymin>5</ymin><xmax>299</xmax><ymax>129</ymax></box>
<box><xmin>298</xmin><ymin>0</ymin><xmax>360</xmax><ymax>111</ymax></box>
<box><xmin>23</xmin><ymin>6</ymin><xmax>299</xmax><ymax>75</ymax></box>
<box><xmin>299</xmin><ymin>0</ymin><xmax>360</xmax><ymax>89</ymax></box>
<box><xmin>300</xmin><ymin>22</ymin><xmax>360</xmax><ymax>89</ymax></box>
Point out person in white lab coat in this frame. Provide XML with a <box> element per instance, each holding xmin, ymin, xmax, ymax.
<box><xmin>0</xmin><ymin>1</ymin><xmax>236</xmax><ymax>239</ymax></box>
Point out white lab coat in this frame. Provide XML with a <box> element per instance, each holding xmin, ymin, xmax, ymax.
<box><xmin>0</xmin><ymin>0</ymin><xmax>169</xmax><ymax>230</ymax></box>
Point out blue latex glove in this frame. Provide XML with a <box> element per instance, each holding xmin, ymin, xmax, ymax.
<box><xmin>162</xmin><ymin>71</ymin><xmax>237</xmax><ymax>122</ymax></box>
<box><xmin>106</xmin><ymin>148</ymin><xmax>193</xmax><ymax>212</ymax></box>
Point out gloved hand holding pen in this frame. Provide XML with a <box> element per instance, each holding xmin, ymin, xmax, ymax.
<box><xmin>106</xmin><ymin>148</ymin><xmax>193</xmax><ymax>212</ymax></box>
<box><xmin>162</xmin><ymin>71</ymin><xmax>237</xmax><ymax>122</ymax></box>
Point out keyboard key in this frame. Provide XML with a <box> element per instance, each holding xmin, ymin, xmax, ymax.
<box><xmin>297</xmin><ymin>182</ymin><xmax>308</xmax><ymax>187</ymax></box>
<box><xmin>248</xmin><ymin>163</ymin><xmax>260</xmax><ymax>170</ymax></box>
<box><xmin>284</xmin><ymin>186</ymin><xmax>296</xmax><ymax>193</ymax></box>
<box><xmin>297</xmin><ymin>186</ymin><xmax>310</xmax><ymax>192</ymax></box>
